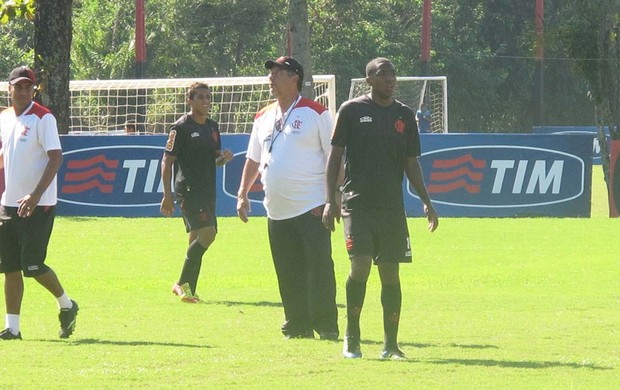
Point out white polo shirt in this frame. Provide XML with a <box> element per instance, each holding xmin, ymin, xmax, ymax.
<box><xmin>0</xmin><ymin>101</ymin><xmax>62</xmax><ymax>207</ymax></box>
<box><xmin>246</xmin><ymin>96</ymin><xmax>333</xmax><ymax>220</ymax></box>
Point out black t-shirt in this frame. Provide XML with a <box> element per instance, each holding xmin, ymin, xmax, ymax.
<box><xmin>331</xmin><ymin>95</ymin><xmax>420</xmax><ymax>210</ymax></box>
<box><xmin>164</xmin><ymin>114</ymin><xmax>221</xmax><ymax>201</ymax></box>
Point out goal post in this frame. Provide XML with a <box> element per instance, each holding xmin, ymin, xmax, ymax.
<box><xmin>0</xmin><ymin>75</ymin><xmax>336</xmax><ymax>135</ymax></box>
<box><xmin>349</xmin><ymin>76</ymin><xmax>448</xmax><ymax>133</ymax></box>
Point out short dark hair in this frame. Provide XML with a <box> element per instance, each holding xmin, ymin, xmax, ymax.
<box><xmin>365</xmin><ymin>57</ymin><xmax>392</xmax><ymax>77</ymax></box>
<box><xmin>187</xmin><ymin>82</ymin><xmax>210</xmax><ymax>100</ymax></box>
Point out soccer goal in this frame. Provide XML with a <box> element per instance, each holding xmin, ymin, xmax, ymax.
<box><xmin>0</xmin><ymin>75</ymin><xmax>336</xmax><ymax>135</ymax></box>
<box><xmin>349</xmin><ymin>76</ymin><xmax>448</xmax><ymax>133</ymax></box>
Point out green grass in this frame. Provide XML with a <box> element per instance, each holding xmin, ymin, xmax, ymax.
<box><xmin>0</xmin><ymin>169</ymin><xmax>617</xmax><ymax>389</ymax></box>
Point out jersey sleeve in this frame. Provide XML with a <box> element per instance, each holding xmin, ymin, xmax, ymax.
<box><xmin>214</xmin><ymin>121</ymin><xmax>222</xmax><ymax>151</ymax></box>
<box><xmin>245</xmin><ymin>118</ymin><xmax>263</xmax><ymax>163</ymax></box>
<box><xmin>38</xmin><ymin>113</ymin><xmax>62</xmax><ymax>152</ymax></box>
<box><xmin>405</xmin><ymin>108</ymin><xmax>421</xmax><ymax>157</ymax></box>
<box><xmin>317</xmin><ymin>109</ymin><xmax>333</xmax><ymax>155</ymax></box>
<box><xmin>331</xmin><ymin>102</ymin><xmax>351</xmax><ymax>148</ymax></box>
<box><xmin>164</xmin><ymin>123</ymin><xmax>184</xmax><ymax>156</ymax></box>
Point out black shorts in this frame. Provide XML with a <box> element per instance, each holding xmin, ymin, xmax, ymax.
<box><xmin>179</xmin><ymin>197</ymin><xmax>217</xmax><ymax>233</ymax></box>
<box><xmin>0</xmin><ymin>205</ymin><xmax>55</xmax><ymax>277</ymax></box>
<box><xmin>341</xmin><ymin>207</ymin><xmax>412</xmax><ymax>264</ymax></box>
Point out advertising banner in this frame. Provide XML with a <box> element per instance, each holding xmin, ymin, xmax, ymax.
<box><xmin>56</xmin><ymin>133</ymin><xmax>592</xmax><ymax>218</ymax></box>
<box><xmin>414</xmin><ymin>134</ymin><xmax>593</xmax><ymax>217</ymax></box>
<box><xmin>532</xmin><ymin>126</ymin><xmax>607</xmax><ymax>165</ymax></box>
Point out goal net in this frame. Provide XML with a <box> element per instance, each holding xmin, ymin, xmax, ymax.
<box><xmin>349</xmin><ymin>76</ymin><xmax>448</xmax><ymax>133</ymax></box>
<box><xmin>0</xmin><ymin>75</ymin><xmax>336</xmax><ymax>135</ymax></box>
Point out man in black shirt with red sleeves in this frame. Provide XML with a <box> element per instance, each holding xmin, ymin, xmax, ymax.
<box><xmin>323</xmin><ymin>58</ymin><xmax>439</xmax><ymax>360</ymax></box>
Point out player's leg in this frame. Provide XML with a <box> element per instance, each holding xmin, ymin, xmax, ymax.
<box><xmin>0</xmin><ymin>210</ymin><xmax>25</xmax><ymax>339</ymax></box>
<box><xmin>377</xmin><ymin>262</ymin><xmax>402</xmax><ymax>357</ymax></box>
<box><xmin>375</xmin><ymin>209</ymin><xmax>411</xmax><ymax>360</ymax></box>
<box><xmin>341</xmin><ymin>209</ymin><xmax>374</xmax><ymax>357</ymax></box>
<box><xmin>268</xmin><ymin>216</ymin><xmax>313</xmax><ymax>339</ymax></box>
<box><xmin>22</xmin><ymin>206</ymin><xmax>78</xmax><ymax>339</ymax></box>
<box><xmin>1</xmin><ymin>272</ymin><xmax>24</xmax><ymax>340</ymax></box>
<box><xmin>182</xmin><ymin>225</ymin><xmax>216</xmax><ymax>295</ymax></box>
<box><xmin>174</xmin><ymin>198</ymin><xmax>216</xmax><ymax>300</ymax></box>
<box><xmin>298</xmin><ymin>206</ymin><xmax>338</xmax><ymax>340</ymax></box>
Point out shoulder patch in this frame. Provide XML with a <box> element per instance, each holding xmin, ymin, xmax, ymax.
<box><xmin>296</xmin><ymin>97</ymin><xmax>327</xmax><ymax>114</ymax></box>
<box><xmin>165</xmin><ymin>129</ymin><xmax>177</xmax><ymax>152</ymax></box>
<box><xmin>255</xmin><ymin>102</ymin><xmax>278</xmax><ymax>119</ymax></box>
<box><xmin>29</xmin><ymin>102</ymin><xmax>52</xmax><ymax>119</ymax></box>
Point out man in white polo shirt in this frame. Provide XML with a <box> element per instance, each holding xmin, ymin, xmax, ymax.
<box><xmin>237</xmin><ymin>56</ymin><xmax>338</xmax><ymax>340</ymax></box>
<box><xmin>0</xmin><ymin>66</ymin><xmax>78</xmax><ymax>340</ymax></box>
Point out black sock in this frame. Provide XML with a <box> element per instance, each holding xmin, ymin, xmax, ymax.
<box><xmin>179</xmin><ymin>240</ymin><xmax>207</xmax><ymax>294</ymax></box>
<box><xmin>381</xmin><ymin>283</ymin><xmax>402</xmax><ymax>351</ymax></box>
<box><xmin>345</xmin><ymin>276</ymin><xmax>367</xmax><ymax>339</ymax></box>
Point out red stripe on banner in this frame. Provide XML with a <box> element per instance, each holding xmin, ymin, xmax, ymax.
<box><xmin>62</xmin><ymin>180</ymin><xmax>114</xmax><ymax>194</ymax></box>
<box><xmin>428</xmin><ymin>179</ymin><xmax>481</xmax><ymax>194</ymax></box>
<box><xmin>67</xmin><ymin>155</ymin><xmax>119</xmax><ymax>169</ymax></box>
<box><xmin>64</xmin><ymin>167</ymin><xmax>116</xmax><ymax>182</ymax></box>
<box><xmin>432</xmin><ymin>154</ymin><xmax>486</xmax><ymax>169</ymax></box>
<box><xmin>430</xmin><ymin>166</ymin><xmax>483</xmax><ymax>181</ymax></box>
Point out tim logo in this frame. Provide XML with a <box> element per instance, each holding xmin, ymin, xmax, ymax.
<box><xmin>414</xmin><ymin>146</ymin><xmax>585</xmax><ymax>208</ymax></box>
<box><xmin>59</xmin><ymin>145</ymin><xmax>164</xmax><ymax>208</ymax></box>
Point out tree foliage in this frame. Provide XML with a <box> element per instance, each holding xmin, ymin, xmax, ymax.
<box><xmin>1</xmin><ymin>0</ymin><xmax>610</xmax><ymax>136</ymax></box>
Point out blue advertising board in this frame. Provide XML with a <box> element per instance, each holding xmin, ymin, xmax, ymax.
<box><xmin>57</xmin><ymin>133</ymin><xmax>592</xmax><ymax>218</ymax></box>
<box><xmin>413</xmin><ymin>134</ymin><xmax>593</xmax><ymax>217</ymax></box>
<box><xmin>532</xmin><ymin>126</ymin><xmax>607</xmax><ymax>165</ymax></box>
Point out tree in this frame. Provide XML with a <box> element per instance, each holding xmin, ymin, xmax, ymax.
<box><xmin>288</xmin><ymin>0</ymin><xmax>313</xmax><ymax>98</ymax></box>
<box><xmin>1</xmin><ymin>0</ymin><xmax>72</xmax><ymax>134</ymax></box>
<box><xmin>34</xmin><ymin>0</ymin><xmax>72</xmax><ymax>134</ymax></box>
<box><xmin>560</xmin><ymin>0</ymin><xmax>620</xmax><ymax>207</ymax></box>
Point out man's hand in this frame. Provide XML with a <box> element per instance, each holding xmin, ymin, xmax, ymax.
<box><xmin>424</xmin><ymin>204</ymin><xmax>439</xmax><ymax>232</ymax></box>
<box><xmin>322</xmin><ymin>202</ymin><xmax>341</xmax><ymax>231</ymax></box>
<box><xmin>217</xmin><ymin>149</ymin><xmax>234</xmax><ymax>166</ymax></box>
<box><xmin>160</xmin><ymin>196</ymin><xmax>175</xmax><ymax>217</ymax></box>
<box><xmin>17</xmin><ymin>193</ymin><xmax>40</xmax><ymax>218</ymax></box>
<box><xmin>237</xmin><ymin>194</ymin><xmax>251</xmax><ymax>223</ymax></box>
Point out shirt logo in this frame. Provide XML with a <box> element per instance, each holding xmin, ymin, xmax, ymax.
<box><xmin>360</xmin><ymin>116</ymin><xmax>372</xmax><ymax>123</ymax></box>
<box><xmin>291</xmin><ymin>119</ymin><xmax>302</xmax><ymax>130</ymax></box>
<box><xmin>191</xmin><ymin>132</ymin><xmax>200</xmax><ymax>138</ymax></box>
<box><xmin>394</xmin><ymin>119</ymin><xmax>405</xmax><ymax>134</ymax></box>
<box><xmin>21</xmin><ymin>125</ymin><xmax>30</xmax><ymax>137</ymax></box>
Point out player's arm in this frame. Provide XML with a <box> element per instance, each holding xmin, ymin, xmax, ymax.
<box><xmin>322</xmin><ymin>145</ymin><xmax>345</xmax><ymax>231</ymax></box>
<box><xmin>404</xmin><ymin>156</ymin><xmax>438</xmax><ymax>232</ymax></box>
<box><xmin>216</xmin><ymin>149</ymin><xmax>234</xmax><ymax>166</ymax></box>
<box><xmin>236</xmin><ymin>158</ymin><xmax>260</xmax><ymax>223</ymax></box>
<box><xmin>160</xmin><ymin>152</ymin><xmax>176</xmax><ymax>217</ymax></box>
<box><xmin>17</xmin><ymin>149</ymin><xmax>63</xmax><ymax>218</ymax></box>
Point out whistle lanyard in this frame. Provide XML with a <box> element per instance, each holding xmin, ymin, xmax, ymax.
<box><xmin>268</xmin><ymin>95</ymin><xmax>301</xmax><ymax>154</ymax></box>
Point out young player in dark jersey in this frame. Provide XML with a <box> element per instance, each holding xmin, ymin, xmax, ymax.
<box><xmin>161</xmin><ymin>82</ymin><xmax>233</xmax><ymax>303</ymax></box>
<box><xmin>323</xmin><ymin>58</ymin><xmax>439</xmax><ymax>359</ymax></box>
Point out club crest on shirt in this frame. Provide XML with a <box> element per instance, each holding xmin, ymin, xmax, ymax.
<box><xmin>291</xmin><ymin>119</ymin><xmax>302</xmax><ymax>134</ymax></box>
<box><xmin>359</xmin><ymin>116</ymin><xmax>372</xmax><ymax>123</ymax></box>
<box><xmin>191</xmin><ymin>132</ymin><xmax>200</xmax><ymax>138</ymax></box>
<box><xmin>165</xmin><ymin>130</ymin><xmax>177</xmax><ymax>151</ymax></box>
<box><xmin>394</xmin><ymin>119</ymin><xmax>405</xmax><ymax>134</ymax></box>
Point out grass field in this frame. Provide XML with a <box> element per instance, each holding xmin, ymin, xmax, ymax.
<box><xmin>0</xmin><ymin>169</ymin><xmax>617</xmax><ymax>389</ymax></box>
